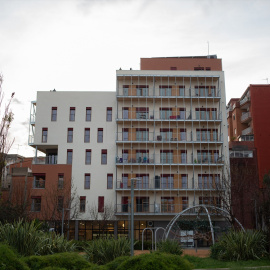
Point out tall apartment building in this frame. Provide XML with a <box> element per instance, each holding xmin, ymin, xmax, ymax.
<box><xmin>28</xmin><ymin>56</ymin><xmax>229</xmax><ymax>241</ymax></box>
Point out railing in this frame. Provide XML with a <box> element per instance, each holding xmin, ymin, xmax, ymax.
<box><xmin>115</xmin><ymin>179</ymin><xmax>222</xmax><ymax>190</ymax></box>
<box><xmin>239</xmin><ymin>135</ymin><xmax>254</xmax><ymax>141</ymax></box>
<box><xmin>117</xmin><ymin>110</ymin><xmax>222</xmax><ymax>121</ymax></box>
<box><xmin>230</xmin><ymin>150</ymin><xmax>253</xmax><ymax>158</ymax></box>
<box><xmin>242</xmin><ymin>126</ymin><xmax>253</xmax><ymax>135</ymax></box>
<box><xmin>32</xmin><ymin>156</ymin><xmax>58</xmax><ymax>165</ymax></box>
<box><xmin>116</xmin><ymin>132</ymin><xmax>223</xmax><ymax>143</ymax></box>
<box><xmin>117</xmin><ymin>87</ymin><xmax>221</xmax><ymax>98</ymax></box>
<box><xmin>115</xmin><ymin>203</ymin><xmax>222</xmax><ymax>214</ymax></box>
<box><xmin>241</xmin><ymin>112</ymin><xmax>251</xmax><ymax>122</ymax></box>
<box><xmin>116</xmin><ymin>155</ymin><xmax>224</xmax><ymax>165</ymax></box>
<box><xmin>240</xmin><ymin>96</ymin><xmax>250</xmax><ymax>106</ymax></box>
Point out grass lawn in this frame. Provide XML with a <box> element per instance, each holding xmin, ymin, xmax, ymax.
<box><xmin>184</xmin><ymin>255</ymin><xmax>270</xmax><ymax>269</ymax></box>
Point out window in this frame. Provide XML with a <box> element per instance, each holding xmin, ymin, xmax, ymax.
<box><xmin>101</xmin><ymin>149</ymin><xmax>107</xmax><ymax>164</ymax></box>
<box><xmin>84</xmin><ymin>174</ymin><xmax>90</xmax><ymax>189</ymax></box>
<box><xmin>180</xmin><ymin>128</ymin><xmax>186</xmax><ymax>141</ymax></box>
<box><xmin>160</xmin><ymin>108</ymin><xmax>172</xmax><ymax>119</ymax></box>
<box><xmin>122</xmin><ymin>128</ymin><xmax>129</xmax><ymax>141</ymax></box>
<box><xmin>51</xmin><ymin>107</ymin><xmax>57</xmax><ymax>121</ymax></box>
<box><xmin>136</xmin><ymin>128</ymin><xmax>149</xmax><ymax>141</ymax></box>
<box><xmin>67</xmin><ymin>149</ymin><xmax>73</xmax><ymax>164</ymax></box>
<box><xmin>84</xmin><ymin>128</ymin><xmax>90</xmax><ymax>143</ymax></box>
<box><xmin>107</xmin><ymin>174</ymin><xmax>113</xmax><ymax>189</ymax></box>
<box><xmin>160</xmin><ymin>128</ymin><xmax>173</xmax><ymax>141</ymax></box>
<box><xmin>159</xmin><ymin>85</ymin><xmax>172</xmax><ymax>96</ymax></box>
<box><xmin>136</xmin><ymin>197</ymin><xmax>149</xmax><ymax>212</ymax></box>
<box><xmin>97</xmin><ymin>128</ymin><xmax>103</xmax><ymax>143</ymax></box>
<box><xmin>80</xmin><ymin>196</ymin><xmax>86</xmax><ymax>212</ymax></box>
<box><xmin>85</xmin><ymin>149</ymin><xmax>91</xmax><ymax>164</ymax></box>
<box><xmin>58</xmin><ymin>174</ymin><xmax>64</xmax><ymax>189</ymax></box>
<box><xmin>42</xmin><ymin>128</ymin><xmax>48</xmax><ymax>142</ymax></box>
<box><xmin>86</xmin><ymin>107</ymin><xmax>92</xmax><ymax>121</ymax></box>
<box><xmin>181</xmin><ymin>174</ymin><xmax>188</xmax><ymax>188</ymax></box>
<box><xmin>161</xmin><ymin>174</ymin><xmax>174</xmax><ymax>189</ymax></box>
<box><xmin>170</xmin><ymin>67</ymin><xmax>177</xmax><ymax>70</ymax></box>
<box><xmin>69</xmin><ymin>107</ymin><xmax>75</xmax><ymax>121</ymax></box>
<box><xmin>33</xmin><ymin>174</ymin><xmax>45</xmax><ymax>189</ymax></box>
<box><xmin>233</xmin><ymin>114</ymin><xmax>235</xmax><ymax>120</ymax></box>
<box><xmin>98</xmin><ymin>196</ymin><xmax>104</xmax><ymax>212</ymax></box>
<box><xmin>136</xmin><ymin>174</ymin><xmax>149</xmax><ymax>189</ymax></box>
<box><xmin>136</xmin><ymin>85</ymin><xmax>148</xmax><ymax>96</ymax></box>
<box><xmin>161</xmin><ymin>197</ymin><xmax>174</xmax><ymax>212</ymax></box>
<box><xmin>198</xmin><ymin>174</ymin><xmax>213</xmax><ymax>189</ymax></box>
<box><xmin>179</xmin><ymin>86</ymin><xmax>185</xmax><ymax>96</ymax></box>
<box><xmin>106</xmin><ymin>107</ymin><xmax>112</xmax><ymax>121</ymax></box>
<box><xmin>160</xmin><ymin>150</ymin><xmax>173</xmax><ymax>164</ymax></box>
<box><xmin>136</xmin><ymin>107</ymin><xmax>149</xmax><ymax>119</ymax></box>
<box><xmin>136</xmin><ymin>150</ymin><xmax>149</xmax><ymax>163</ymax></box>
<box><xmin>67</xmin><ymin>128</ymin><xmax>73</xmax><ymax>143</ymax></box>
<box><xmin>57</xmin><ymin>196</ymin><xmax>63</xmax><ymax>211</ymax></box>
<box><xmin>123</xmin><ymin>85</ymin><xmax>129</xmax><ymax>96</ymax></box>
<box><xmin>121</xmin><ymin>196</ymin><xmax>129</xmax><ymax>212</ymax></box>
<box><xmin>122</xmin><ymin>107</ymin><xmax>129</xmax><ymax>119</ymax></box>
<box><xmin>182</xmin><ymin>197</ymin><xmax>189</xmax><ymax>210</ymax></box>
<box><xmin>31</xmin><ymin>196</ymin><xmax>41</xmax><ymax>212</ymax></box>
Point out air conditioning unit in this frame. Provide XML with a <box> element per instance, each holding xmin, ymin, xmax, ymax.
<box><xmin>148</xmin><ymin>221</ymin><xmax>153</xmax><ymax>227</ymax></box>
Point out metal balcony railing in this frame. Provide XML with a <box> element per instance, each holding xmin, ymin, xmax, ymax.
<box><xmin>242</xmin><ymin>126</ymin><xmax>253</xmax><ymax>135</ymax></box>
<box><xmin>241</xmin><ymin>112</ymin><xmax>251</xmax><ymax>122</ymax></box>
<box><xmin>32</xmin><ymin>156</ymin><xmax>58</xmax><ymax>165</ymax></box>
<box><xmin>240</xmin><ymin>96</ymin><xmax>250</xmax><ymax>106</ymax></box>
<box><xmin>230</xmin><ymin>150</ymin><xmax>253</xmax><ymax>158</ymax></box>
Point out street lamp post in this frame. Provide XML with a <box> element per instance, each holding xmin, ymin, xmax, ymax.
<box><xmin>61</xmin><ymin>208</ymin><xmax>71</xmax><ymax>236</ymax></box>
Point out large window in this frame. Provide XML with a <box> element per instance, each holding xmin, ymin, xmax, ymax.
<box><xmin>31</xmin><ymin>196</ymin><xmax>41</xmax><ymax>212</ymax></box>
<box><xmin>84</xmin><ymin>174</ymin><xmax>90</xmax><ymax>189</ymax></box>
<box><xmin>86</xmin><ymin>107</ymin><xmax>92</xmax><ymax>121</ymax></box>
<box><xmin>136</xmin><ymin>85</ymin><xmax>148</xmax><ymax>96</ymax></box>
<box><xmin>182</xmin><ymin>197</ymin><xmax>189</xmax><ymax>210</ymax></box>
<box><xmin>67</xmin><ymin>128</ymin><xmax>73</xmax><ymax>143</ymax></box>
<box><xmin>197</xmin><ymin>150</ymin><xmax>219</xmax><ymax>163</ymax></box>
<box><xmin>42</xmin><ymin>128</ymin><xmax>48</xmax><ymax>143</ymax></box>
<box><xmin>160</xmin><ymin>108</ymin><xmax>172</xmax><ymax>119</ymax></box>
<box><xmin>160</xmin><ymin>128</ymin><xmax>172</xmax><ymax>141</ymax></box>
<box><xmin>98</xmin><ymin>196</ymin><xmax>104</xmax><ymax>212</ymax></box>
<box><xmin>159</xmin><ymin>85</ymin><xmax>172</xmax><ymax>96</ymax></box>
<box><xmin>136</xmin><ymin>174</ymin><xmax>149</xmax><ymax>189</ymax></box>
<box><xmin>136</xmin><ymin>107</ymin><xmax>149</xmax><ymax>119</ymax></box>
<box><xmin>84</xmin><ymin>128</ymin><xmax>90</xmax><ymax>143</ymax></box>
<box><xmin>160</xmin><ymin>150</ymin><xmax>173</xmax><ymax>164</ymax></box>
<box><xmin>136</xmin><ymin>128</ymin><xmax>148</xmax><ymax>141</ymax></box>
<box><xmin>107</xmin><ymin>174</ymin><xmax>113</xmax><ymax>189</ymax></box>
<box><xmin>161</xmin><ymin>197</ymin><xmax>174</xmax><ymax>212</ymax></box>
<box><xmin>106</xmin><ymin>107</ymin><xmax>112</xmax><ymax>121</ymax></box>
<box><xmin>136</xmin><ymin>150</ymin><xmax>149</xmax><ymax>163</ymax></box>
<box><xmin>161</xmin><ymin>174</ymin><xmax>174</xmax><ymax>189</ymax></box>
<box><xmin>136</xmin><ymin>197</ymin><xmax>149</xmax><ymax>212</ymax></box>
<box><xmin>122</xmin><ymin>128</ymin><xmax>129</xmax><ymax>141</ymax></box>
<box><xmin>180</xmin><ymin>129</ymin><xmax>186</xmax><ymax>141</ymax></box>
<box><xmin>69</xmin><ymin>107</ymin><xmax>75</xmax><ymax>121</ymax></box>
<box><xmin>51</xmin><ymin>107</ymin><xmax>57</xmax><ymax>121</ymax></box>
<box><xmin>181</xmin><ymin>174</ymin><xmax>188</xmax><ymax>188</ymax></box>
<box><xmin>85</xmin><ymin>149</ymin><xmax>91</xmax><ymax>164</ymax></box>
<box><xmin>67</xmin><ymin>149</ymin><xmax>73</xmax><ymax>164</ymax></box>
<box><xmin>101</xmin><ymin>149</ymin><xmax>107</xmax><ymax>164</ymax></box>
<box><xmin>80</xmin><ymin>196</ymin><xmax>86</xmax><ymax>212</ymax></box>
<box><xmin>97</xmin><ymin>128</ymin><xmax>103</xmax><ymax>143</ymax></box>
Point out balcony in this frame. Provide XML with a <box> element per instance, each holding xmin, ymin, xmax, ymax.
<box><xmin>241</xmin><ymin>112</ymin><xmax>252</xmax><ymax>123</ymax></box>
<box><xmin>242</xmin><ymin>126</ymin><xmax>253</xmax><ymax>136</ymax></box>
<box><xmin>240</xmin><ymin>96</ymin><xmax>250</xmax><ymax>109</ymax></box>
<box><xmin>239</xmin><ymin>135</ymin><xmax>254</xmax><ymax>141</ymax></box>
<box><xmin>32</xmin><ymin>155</ymin><xmax>58</xmax><ymax>165</ymax></box>
<box><xmin>117</xmin><ymin>110</ymin><xmax>222</xmax><ymax>122</ymax></box>
<box><xmin>230</xmin><ymin>150</ymin><xmax>253</xmax><ymax>158</ymax></box>
<box><xmin>116</xmin><ymin>154</ymin><xmax>224</xmax><ymax>166</ymax></box>
<box><xmin>115</xmin><ymin>179</ymin><xmax>222</xmax><ymax>191</ymax></box>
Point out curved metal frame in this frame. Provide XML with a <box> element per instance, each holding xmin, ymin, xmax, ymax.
<box><xmin>164</xmin><ymin>205</ymin><xmax>245</xmax><ymax>244</ymax></box>
<box><xmin>142</xmin><ymin>227</ymin><xmax>166</xmax><ymax>250</ymax></box>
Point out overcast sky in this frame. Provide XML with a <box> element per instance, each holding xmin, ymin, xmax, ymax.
<box><xmin>1</xmin><ymin>0</ymin><xmax>270</xmax><ymax>156</ymax></box>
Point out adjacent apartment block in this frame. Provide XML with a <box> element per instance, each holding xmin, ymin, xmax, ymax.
<box><xmin>28</xmin><ymin>56</ymin><xmax>229</xmax><ymax>241</ymax></box>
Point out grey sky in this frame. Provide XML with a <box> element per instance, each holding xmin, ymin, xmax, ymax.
<box><xmin>0</xmin><ymin>0</ymin><xmax>269</xmax><ymax>156</ymax></box>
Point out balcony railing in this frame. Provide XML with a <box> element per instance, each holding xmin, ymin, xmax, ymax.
<box><xmin>116</xmin><ymin>179</ymin><xmax>222</xmax><ymax>190</ymax></box>
<box><xmin>115</xmin><ymin>203</ymin><xmax>222</xmax><ymax>214</ymax></box>
<box><xmin>116</xmin><ymin>154</ymin><xmax>224</xmax><ymax>165</ymax></box>
<box><xmin>117</xmin><ymin>110</ymin><xmax>222</xmax><ymax>121</ymax></box>
<box><xmin>116</xmin><ymin>132</ymin><xmax>223</xmax><ymax>143</ymax></box>
<box><xmin>240</xmin><ymin>96</ymin><xmax>250</xmax><ymax>106</ymax></box>
<box><xmin>241</xmin><ymin>112</ymin><xmax>251</xmax><ymax>122</ymax></box>
<box><xmin>32</xmin><ymin>156</ymin><xmax>58</xmax><ymax>165</ymax></box>
<box><xmin>117</xmin><ymin>87</ymin><xmax>221</xmax><ymax>98</ymax></box>
<box><xmin>239</xmin><ymin>135</ymin><xmax>254</xmax><ymax>141</ymax></box>
<box><xmin>242</xmin><ymin>127</ymin><xmax>253</xmax><ymax>135</ymax></box>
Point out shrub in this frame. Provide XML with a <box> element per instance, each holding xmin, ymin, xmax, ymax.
<box><xmin>210</xmin><ymin>230</ymin><xmax>267</xmax><ymax>261</ymax></box>
<box><xmin>84</xmin><ymin>238</ymin><xmax>130</xmax><ymax>265</ymax></box>
<box><xmin>23</xmin><ymin>252</ymin><xmax>93</xmax><ymax>270</ymax></box>
<box><xmin>116</xmin><ymin>252</ymin><xmax>192</xmax><ymax>270</ymax></box>
<box><xmin>134</xmin><ymin>240</ymin><xmax>152</xmax><ymax>250</ymax></box>
<box><xmin>0</xmin><ymin>243</ymin><xmax>30</xmax><ymax>270</ymax></box>
<box><xmin>157</xmin><ymin>239</ymin><xmax>183</xmax><ymax>255</ymax></box>
<box><xmin>105</xmin><ymin>256</ymin><xmax>129</xmax><ymax>270</ymax></box>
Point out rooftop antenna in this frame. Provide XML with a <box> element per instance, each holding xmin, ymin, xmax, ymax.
<box><xmin>262</xmin><ymin>78</ymin><xmax>269</xmax><ymax>84</ymax></box>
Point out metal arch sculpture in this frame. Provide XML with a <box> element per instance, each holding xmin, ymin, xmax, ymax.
<box><xmin>142</xmin><ymin>227</ymin><xmax>166</xmax><ymax>251</ymax></box>
<box><xmin>164</xmin><ymin>205</ymin><xmax>245</xmax><ymax>244</ymax></box>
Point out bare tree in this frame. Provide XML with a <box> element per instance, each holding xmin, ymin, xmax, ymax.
<box><xmin>0</xmin><ymin>74</ymin><xmax>15</xmax><ymax>189</ymax></box>
<box><xmin>88</xmin><ymin>202</ymin><xmax>115</xmax><ymax>236</ymax></box>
